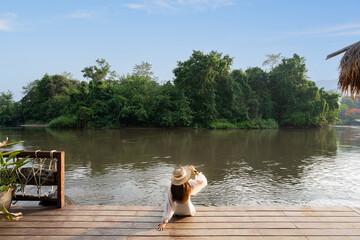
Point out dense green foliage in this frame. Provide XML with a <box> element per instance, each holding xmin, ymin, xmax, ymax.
<box><xmin>269</xmin><ymin>54</ymin><xmax>339</xmax><ymax>126</ymax></box>
<box><xmin>1</xmin><ymin>51</ymin><xmax>340</xmax><ymax>128</ymax></box>
<box><xmin>0</xmin><ymin>91</ymin><xmax>16</xmax><ymax>126</ymax></box>
<box><xmin>338</xmin><ymin>97</ymin><xmax>360</xmax><ymax>125</ymax></box>
<box><xmin>20</xmin><ymin>74</ymin><xmax>78</xmax><ymax>123</ymax></box>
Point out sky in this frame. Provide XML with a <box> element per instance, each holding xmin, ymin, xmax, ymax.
<box><xmin>1</xmin><ymin>0</ymin><xmax>360</xmax><ymax>101</ymax></box>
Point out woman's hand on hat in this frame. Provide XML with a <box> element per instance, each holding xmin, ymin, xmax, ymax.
<box><xmin>157</xmin><ymin>221</ymin><xmax>167</xmax><ymax>231</ymax></box>
<box><xmin>189</xmin><ymin>165</ymin><xmax>198</xmax><ymax>175</ymax></box>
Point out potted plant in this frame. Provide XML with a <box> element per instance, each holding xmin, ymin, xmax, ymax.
<box><xmin>0</xmin><ymin>137</ymin><xmax>30</xmax><ymax>221</ymax></box>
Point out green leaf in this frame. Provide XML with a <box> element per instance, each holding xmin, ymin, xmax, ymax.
<box><xmin>2</xmin><ymin>206</ymin><xmax>15</xmax><ymax>221</ymax></box>
<box><xmin>0</xmin><ymin>150</ymin><xmax>23</xmax><ymax>157</ymax></box>
<box><xmin>4</xmin><ymin>162</ymin><xmax>17</xmax><ymax>167</ymax></box>
<box><xmin>7</xmin><ymin>150</ymin><xmax>23</xmax><ymax>160</ymax></box>
<box><xmin>14</xmin><ymin>157</ymin><xmax>30</xmax><ymax>168</ymax></box>
<box><xmin>2</xmin><ymin>205</ymin><xmax>9</xmax><ymax>214</ymax></box>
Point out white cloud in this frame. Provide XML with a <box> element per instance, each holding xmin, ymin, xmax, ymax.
<box><xmin>125</xmin><ymin>4</ymin><xmax>145</xmax><ymax>9</ymax></box>
<box><xmin>0</xmin><ymin>19</ymin><xmax>12</xmax><ymax>31</ymax></box>
<box><xmin>0</xmin><ymin>13</ymin><xmax>17</xmax><ymax>32</ymax></box>
<box><xmin>66</xmin><ymin>10</ymin><xmax>94</xmax><ymax>19</ymax></box>
<box><xmin>331</xmin><ymin>30</ymin><xmax>360</xmax><ymax>36</ymax></box>
<box><xmin>291</xmin><ymin>23</ymin><xmax>360</xmax><ymax>37</ymax></box>
<box><xmin>155</xmin><ymin>0</ymin><xmax>177</xmax><ymax>10</ymax></box>
<box><xmin>3</xmin><ymin>12</ymin><xmax>17</xmax><ymax>19</ymax></box>
<box><xmin>124</xmin><ymin>0</ymin><xmax>233</xmax><ymax>13</ymax></box>
<box><xmin>178</xmin><ymin>0</ymin><xmax>234</xmax><ymax>9</ymax></box>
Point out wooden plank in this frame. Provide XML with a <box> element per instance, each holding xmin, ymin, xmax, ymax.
<box><xmin>8</xmin><ymin>214</ymin><xmax>360</xmax><ymax>223</ymax></box>
<box><xmin>307</xmin><ymin>237</ymin><xmax>360</xmax><ymax>240</ymax></box>
<box><xmin>14</xmin><ymin>209</ymin><xmax>357</xmax><ymax>217</ymax></box>
<box><xmin>128</xmin><ymin>237</ymin><xmax>308</xmax><ymax>240</ymax></box>
<box><xmin>5</xmin><ymin>215</ymin><xmax>253</xmax><ymax>222</ymax></box>
<box><xmin>251</xmin><ymin>216</ymin><xmax>360</xmax><ymax>222</ymax></box>
<box><xmin>13</xmin><ymin>195</ymin><xmax>57</xmax><ymax>202</ymax></box>
<box><xmin>1</xmin><ymin>150</ymin><xmax>63</xmax><ymax>159</ymax></box>
<box><xmin>0</xmin><ymin>237</ymin><xmax>310</xmax><ymax>240</ymax></box>
<box><xmin>295</xmin><ymin>222</ymin><xmax>360</xmax><ymax>229</ymax></box>
<box><xmin>0</xmin><ymin>221</ymin><xmax>296</xmax><ymax>229</ymax></box>
<box><xmin>127</xmin><ymin>237</ymin><xmax>309</xmax><ymax>240</ymax></box>
<box><xmin>11</xmin><ymin>205</ymin><xmax>57</xmax><ymax>211</ymax></box>
<box><xmin>36</xmin><ymin>205</ymin><xmax>162</xmax><ymax>211</ymax></box>
<box><xmin>283</xmin><ymin>211</ymin><xmax>360</xmax><ymax>217</ymax></box>
<box><xmin>11</xmin><ymin>205</ymin><xmax>353</xmax><ymax>212</ymax></box>
<box><xmin>57</xmin><ymin>151</ymin><xmax>65</xmax><ymax>208</ymax></box>
<box><xmin>238</xmin><ymin>206</ymin><xmax>352</xmax><ymax>212</ymax></box>
<box><xmin>259</xmin><ymin>228</ymin><xmax>360</xmax><ymax>236</ymax></box>
<box><xmin>13</xmin><ymin>209</ymin><xmax>287</xmax><ymax>217</ymax></box>
<box><xmin>349</xmin><ymin>207</ymin><xmax>360</xmax><ymax>215</ymax></box>
<box><xmin>0</xmin><ymin>228</ymin><xmax>263</xmax><ymax>236</ymax></box>
<box><xmin>3</xmin><ymin>227</ymin><xmax>360</xmax><ymax>236</ymax></box>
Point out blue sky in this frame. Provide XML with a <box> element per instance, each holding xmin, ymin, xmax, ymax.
<box><xmin>1</xmin><ymin>0</ymin><xmax>360</xmax><ymax>100</ymax></box>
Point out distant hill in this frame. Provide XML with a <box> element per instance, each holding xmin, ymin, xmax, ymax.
<box><xmin>314</xmin><ymin>79</ymin><xmax>340</xmax><ymax>92</ymax></box>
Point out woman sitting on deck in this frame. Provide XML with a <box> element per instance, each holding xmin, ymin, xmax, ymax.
<box><xmin>157</xmin><ymin>165</ymin><xmax>207</xmax><ymax>231</ymax></box>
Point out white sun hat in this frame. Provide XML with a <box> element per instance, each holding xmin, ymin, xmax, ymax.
<box><xmin>171</xmin><ymin>166</ymin><xmax>191</xmax><ymax>186</ymax></box>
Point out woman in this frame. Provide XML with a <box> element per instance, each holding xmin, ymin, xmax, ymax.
<box><xmin>157</xmin><ymin>165</ymin><xmax>207</xmax><ymax>231</ymax></box>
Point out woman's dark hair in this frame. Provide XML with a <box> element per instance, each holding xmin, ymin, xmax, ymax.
<box><xmin>171</xmin><ymin>182</ymin><xmax>191</xmax><ymax>203</ymax></box>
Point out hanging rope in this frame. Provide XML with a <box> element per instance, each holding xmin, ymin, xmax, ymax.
<box><xmin>15</xmin><ymin>150</ymin><xmax>58</xmax><ymax>198</ymax></box>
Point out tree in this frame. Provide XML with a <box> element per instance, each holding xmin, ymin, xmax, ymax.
<box><xmin>263</xmin><ymin>53</ymin><xmax>283</xmax><ymax>70</ymax></box>
<box><xmin>0</xmin><ymin>91</ymin><xmax>15</xmax><ymax>126</ymax></box>
<box><xmin>20</xmin><ymin>74</ymin><xmax>78</xmax><ymax>123</ymax></box>
<box><xmin>173</xmin><ymin>50</ymin><xmax>233</xmax><ymax>127</ymax></box>
<box><xmin>229</xmin><ymin>69</ymin><xmax>250</xmax><ymax>122</ymax></box>
<box><xmin>269</xmin><ymin>54</ymin><xmax>339</xmax><ymax>126</ymax></box>
<box><xmin>132</xmin><ymin>61</ymin><xmax>158</xmax><ymax>81</ymax></box>
<box><xmin>0</xmin><ymin>91</ymin><xmax>13</xmax><ymax>111</ymax></box>
<box><xmin>150</xmin><ymin>81</ymin><xmax>193</xmax><ymax>127</ymax></box>
<box><xmin>82</xmin><ymin>59</ymin><xmax>111</xmax><ymax>82</ymax></box>
<box><xmin>3</xmin><ymin>53</ymin><xmax>340</xmax><ymax>128</ymax></box>
<box><xmin>245</xmin><ymin>67</ymin><xmax>273</xmax><ymax>119</ymax></box>
<box><xmin>269</xmin><ymin>54</ymin><xmax>308</xmax><ymax>123</ymax></box>
<box><xmin>116</xmin><ymin>74</ymin><xmax>159</xmax><ymax>126</ymax></box>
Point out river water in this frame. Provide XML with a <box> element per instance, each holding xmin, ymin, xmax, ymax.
<box><xmin>1</xmin><ymin>126</ymin><xmax>360</xmax><ymax>207</ymax></box>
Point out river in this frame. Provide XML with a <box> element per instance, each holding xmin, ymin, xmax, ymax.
<box><xmin>1</xmin><ymin>126</ymin><xmax>360</xmax><ymax>206</ymax></box>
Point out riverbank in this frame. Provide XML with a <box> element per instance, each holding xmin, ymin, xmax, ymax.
<box><xmin>19</xmin><ymin>124</ymin><xmax>46</xmax><ymax>127</ymax></box>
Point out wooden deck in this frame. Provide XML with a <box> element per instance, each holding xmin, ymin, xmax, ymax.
<box><xmin>1</xmin><ymin>205</ymin><xmax>360</xmax><ymax>239</ymax></box>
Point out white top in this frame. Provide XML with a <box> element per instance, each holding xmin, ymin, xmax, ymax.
<box><xmin>162</xmin><ymin>172</ymin><xmax>207</xmax><ymax>223</ymax></box>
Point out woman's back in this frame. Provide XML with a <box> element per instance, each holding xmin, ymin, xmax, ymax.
<box><xmin>157</xmin><ymin>165</ymin><xmax>207</xmax><ymax>231</ymax></box>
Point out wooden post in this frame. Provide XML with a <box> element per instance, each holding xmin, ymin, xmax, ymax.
<box><xmin>57</xmin><ymin>151</ymin><xmax>65</xmax><ymax>208</ymax></box>
<box><xmin>326</xmin><ymin>40</ymin><xmax>360</xmax><ymax>60</ymax></box>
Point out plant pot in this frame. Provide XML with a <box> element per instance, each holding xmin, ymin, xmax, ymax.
<box><xmin>0</xmin><ymin>187</ymin><xmax>14</xmax><ymax>211</ymax></box>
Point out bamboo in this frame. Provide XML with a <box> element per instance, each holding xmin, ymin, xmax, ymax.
<box><xmin>326</xmin><ymin>41</ymin><xmax>360</xmax><ymax>60</ymax></box>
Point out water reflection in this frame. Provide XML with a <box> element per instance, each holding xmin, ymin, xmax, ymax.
<box><xmin>1</xmin><ymin>126</ymin><xmax>360</xmax><ymax>206</ymax></box>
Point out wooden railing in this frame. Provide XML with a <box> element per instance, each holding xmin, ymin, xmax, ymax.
<box><xmin>3</xmin><ymin>150</ymin><xmax>65</xmax><ymax>208</ymax></box>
